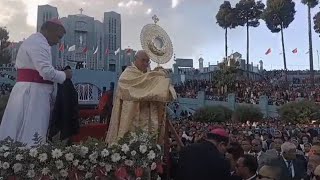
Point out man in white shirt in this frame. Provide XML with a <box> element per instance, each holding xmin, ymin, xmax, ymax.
<box><xmin>0</xmin><ymin>19</ymin><xmax>72</xmax><ymax>146</ymax></box>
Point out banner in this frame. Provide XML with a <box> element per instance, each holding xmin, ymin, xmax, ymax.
<box><xmin>175</xmin><ymin>58</ymin><xmax>193</xmax><ymax>67</ymax></box>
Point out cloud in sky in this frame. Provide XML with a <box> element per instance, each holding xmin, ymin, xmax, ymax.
<box><xmin>0</xmin><ymin>0</ymin><xmax>316</xmax><ymax>70</ymax></box>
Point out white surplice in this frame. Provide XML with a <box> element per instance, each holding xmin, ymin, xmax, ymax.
<box><xmin>0</xmin><ymin>33</ymin><xmax>66</xmax><ymax>146</ymax></box>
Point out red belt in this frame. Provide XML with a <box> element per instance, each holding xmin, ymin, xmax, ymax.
<box><xmin>17</xmin><ymin>69</ymin><xmax>53</xmax><ymax>85</ymax></box>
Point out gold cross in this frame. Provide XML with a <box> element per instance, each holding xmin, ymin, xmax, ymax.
<box><xmin>152</xmin><ymin>15</ymin><xmax>159</xmax><ymax>24</ymax></box>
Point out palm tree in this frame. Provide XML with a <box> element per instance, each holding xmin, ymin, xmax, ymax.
<box><xmin>302</xmin><ymin>0</ymin><xmax>318</xmax><ymax>87</ymax></box>
<box><xmin>235</xmin><ymin>0</ymin><xmax>265</xmax><ymax>77</ymax></box>
<box><xmin>216</xmin><ymin>1</ymin><xmax>237</xmax><ymax>60</ymax></box>
<box><xmin>262</xmin><ymin>0</ymin><xmax>296</xmax><ymax>81</ymax></box>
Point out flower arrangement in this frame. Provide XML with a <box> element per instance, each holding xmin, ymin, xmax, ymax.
<box><xmin>0</xmin><ymin>130</ymin><xmax>163</xmax><ymax>180</ymax></box>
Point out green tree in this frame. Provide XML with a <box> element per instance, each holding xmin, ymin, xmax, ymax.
<box><xmin>193</xmin><ymin>105</ymin><xmax>233</xmax><ymax>123</ymax></box>
<box><xmin>262</xmin><ymin>0</ymin><xmax>296</xmax><ymax>81</ymax></box>
<box><xmin>235</xmin><ymin>0</ymin><xmax>265</xmax><ymax>77</ymax></box>
<box><xmin>279</xmin><ymin>100</ymin><xmax>320</xmax><ymax>124</ymax></box>
<box><xmin>302</xmin><ymin>0</ymin><xmax>318</xmax><ymax>87</ymax></box>
<box><xmin>0</xmin><ymin>27</ymin><xmax>12</xmax><ymax>65</ymax></box>
<box><xmin>314</xmin><ymin>10</ymin><xmax>320</xmax><ymax>34</ymax></box>
<box><xmin>215</xmin><ymin>57</ymin><xmax>240</xmax><ymax>92</ymax></box>
<box><xmin>233</xmin><ymin>105</ymin><xmax>263</xmax><ymax>123</ymax></box>
<box><xmin>216</xmin><ymin>1</ymin><xmax>237</xmax><ymax>60</ymax></box>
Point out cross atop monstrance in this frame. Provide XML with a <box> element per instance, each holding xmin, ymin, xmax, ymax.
<box><xmin>152</xmin><ymin>15</ymin><xmax>159</xmax><ymax>24</ymax></box>
<box><xmin>79</xmin><ymin>8</ymin><xmax>84</xmax><ymax>14</ymax></box>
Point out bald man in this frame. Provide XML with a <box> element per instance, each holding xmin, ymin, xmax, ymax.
<box><xmin>105</xmin><ymin>50</ymin><xmax>176</xmax><ymax>144</ymax></box>
<box><xmin>0</xmin><ymin>19</ymin><xmax>72</xmax><ymax>146</ymax></box>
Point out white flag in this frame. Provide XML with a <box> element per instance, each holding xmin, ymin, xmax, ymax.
<box><xmin>93</xmin><ymin>46</ymin><xmax>99</xmax><ymax>54</ymax></box>
<box><xmin>68</xmin><ymin>45</ymin><xmax>76</xmax><ymax>51</ymax></box>
<box><xmin>114</xmin><ymin>48</ymin><xmax>120</xmax><ymax>55</ymax></box>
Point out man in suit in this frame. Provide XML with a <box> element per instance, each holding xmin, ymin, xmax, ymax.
<box><xmin>269</xmin><ymin>142</ymin><xmax>306</xmax><ymax>180</ymax></box>
<box><xmin>175</xmin><ymin>128</ymin><xmax>231</xmax><ymax>180</ymax></box>
<box><xmin>236</xmin><ymin>154</ymin><xmax>258</xmax><ymax>180</ymax></box>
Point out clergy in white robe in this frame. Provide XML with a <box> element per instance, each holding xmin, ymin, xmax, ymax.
<box><xmin>0</xmin><ymin>19</ymin><xmax>71</xmax><ymax>146</ymax></box>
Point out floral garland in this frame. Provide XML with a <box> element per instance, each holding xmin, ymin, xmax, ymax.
<box><xmin>0</xmin><ymin>130</ymin><xmax>163</xmax><ymax>180</ymax></box>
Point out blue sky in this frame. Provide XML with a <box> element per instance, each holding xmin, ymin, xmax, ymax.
<box><xmin>0</xmin><ymin>0</ymin><xmax>320</xmax><ymax>70</ymax></box>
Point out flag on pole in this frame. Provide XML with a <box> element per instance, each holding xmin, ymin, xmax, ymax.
<box><xmin>68</xmin><ymin>45</ymin><xmax>76</xmax><ymax>51</ymax></box>
<box><xmin>105</xmin><ymin>48</ymin><xmax>109</xmax><ymax>55</ymax></box>
<box><xmin>292</xmin><ymin>48</ymin><xmax>298</xmax><ymax>54</ymax></box>
<box><xmin>265</xmin><ymin>48</ymin><xmax>271</xmax><ymax>55</ymax></box>
<box><xmin>82</xmin><ymin>47</ymin><xmax>88</xmax><ymax>53</ymax></box>
<box><xmin>126</xmin><ymin>48</ymin><xmax>132</xmax><ymax>55</ymax></box>
<box><xmin>93</xmin><ymin>46</ymin><xmax>99</xmax><ymax>54</ymax></box>
<box><xmin>115</xmin><ymin>48</ymin><xmax>120</xmax><ymax>55</ymax></box>
<box><xmin>59</xmin><ymin>44</ymin><xmax>64</xmax><ymax>52</ymax></box>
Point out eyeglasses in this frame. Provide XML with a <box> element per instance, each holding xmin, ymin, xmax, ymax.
<box><xmin>257</xmin><ymin>174</ymin><xmax>275</xmax><ymax>180</ymax></box>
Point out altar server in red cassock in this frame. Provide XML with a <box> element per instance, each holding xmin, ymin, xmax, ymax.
<box><xmin>0</xmin><ymin>19</ymin><xmax>72</xmax><ymax>146</ymax></box>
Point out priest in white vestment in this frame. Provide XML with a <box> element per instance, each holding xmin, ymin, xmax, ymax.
<box><xmin>0</xmin><ymin>19</ymin><xmax>72</xmax><ymax>146</ymax></box>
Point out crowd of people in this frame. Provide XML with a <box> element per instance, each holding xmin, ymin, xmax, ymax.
<box><xmin>174</xmin><ymin>71</ymin><xmax>320</xmax><ymax>106</ymax></box>
<box><xmin>168</xmin><ymin>117</ymin><xmax>320</xmax><ymax>180</ymax></box>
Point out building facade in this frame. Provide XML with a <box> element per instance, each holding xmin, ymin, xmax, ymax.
<box><xmin>36</xmin><ymin>5</ymin><xmax>122</xmax><ymax>72</ymax></box>
<box><xmin>37</xmin><ymin>5</ymin><xmax>59</xmax><ymax>67</ymax></box>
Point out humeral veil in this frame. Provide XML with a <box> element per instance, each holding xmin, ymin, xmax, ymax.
<box><xmin>105</xmin><ymin>65</ymin><xmax>177</xmax><ymax>145</ymax></box>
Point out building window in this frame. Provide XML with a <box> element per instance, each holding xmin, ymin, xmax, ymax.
<box><xmin>109</xmin><ymin>64</ymin><xmax>115</xmax><ymax>71</ymax></box>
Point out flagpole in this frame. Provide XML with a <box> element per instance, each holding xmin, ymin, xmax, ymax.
<box><xmin>317</xmin><ymin>50</ymin><xmax>319</xmax><ymax>70</ymax></box>
<box><xmin>118</xmin><ymin>49</ymin><xmax>121</xmax><ymax>78</ymax></box>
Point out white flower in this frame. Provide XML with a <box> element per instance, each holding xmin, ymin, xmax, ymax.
<box><xmin>157</xmin><ymin>175</ymin><xmax>161</xmax><ymax>180</ymax></box>
<box><xmin>151</xmin><ymin>162</ymin><xmax>157</xmax><ymax>170</ymax></box>
<box><xmin>121</xmin><ymin>144</ymin><xmax>130</xmax><ymax>153</ymax></box>
<box><xmin>147</xmin><ymin>150</ymin><xmax>156</xmax><ymax>160</ymax></box>
<box><xmin>60</xmin><ymin>169</ymin><xmax>68</xmax><ymax>177</ymax></box>
<box><xmin>65</xmin><ymin>153</ymin><xmax>74</xmax><ymax>161</ymax></box>
<box><xmin>2</xmin><ymin>162</ymin><xmax>9</xmax><ymax>169</ymax></box>
<box><xmin>0</xmin><ymin>145</ymin><xmax>9</xmax><ymax>151</ymax></box>
<box><xmin>131</xmin><ymin>150</ymin><xmax>137</xmax><ymax>156</ymax></box>
<box><xmin>55</xmin><ymin>160</ymin><xmax>64</xmax><ymax>169</ymax></box>
<box><xmin>3</xmin><ymin>152</ymin><xmax>10</xmax><ymax>157</ymax></box>
<box><xmin>39</xmin><ymin>153</ymin><xmax>48</xmax><ymax>162</ymax></box>
<box><xmin>29</xmin><ymin>148</ymin><xmax>38</xmax><ymax>157</ymax></box>
<box><xmin>73</xmin><ymin>160</ymin><xmax>79</xmax><ymax>166</ymax></box>
<box><xmin>124</xmin><ymin>160</ymin><xmax>134</xmax><ymax>167</ymax></box>
<box><xmin>15</xmin><ymin>154</ymin><xmax>23</xmax><ymax>161</ymax></box>
<box><xmin>27</xmin><ymin>170</ymin><xmax>35</xmax><ymax>178</ymax></box>
<box><xmin>89</xmin><ymin>152</ymin><xmax>98</xmax><ymax>163</ymax></box>
<box><xmin>99</xmin><ymin>162</ymin><xmax>106</xmax><ymax>167</ymax></box>
<box><xmin>78</xmin><ymin>165</ymin><xmax>85</xmax><ymax>171</ymax></box>
<box><xmin>130</xmin><ymin>132</ymin><xmax>137</xmax><ymax>137</ymax></box>
<box><xmin>101</xmin><ymin>149</ymin><xmax>109</xmax><ymax>157</ymax></box>
<box><xmin>157</xmin><ymin>145</ymin><xmax>162</xmax><ymax>151</ymax></box>
<box><xmin>121</xmin><ymin>156</ymin><xmax>127</xmax><ymax>160</ymax></box>
<box><xmin>29</xmin><ymin>164</ymin><xmax>35</xmax><ymax>169</ymax></box>
<box><xmin>42</xmin><ymin>167</ymin><xmax>50</xmax><ymax>175</ymax></box>
<box><xmin>105</xmin><ymin>164</ymin><xmax>112</xmax><ymax>172</ymax></box>
<box><xmin>85</xmin><ymin>172</ymin><xmax>93</xmax><ymax>179</ymax></box>
<box><xmin>111</xmin><ymin>153</ymin><xmax>121</xmax><ymax>162</ymax></box>
<box><xmin>139</xmin><ymin>145</ymin><xmax>147</xmax><ymax>154</ymax></box>
<box><xmin>52</xmin><ymin>149</ymin><xmax>63</xmax><ymax>159</ymax></box>
<box><xmin>12</xmin><ymin>163</ymin><xmax>23</xmax><ymax>173</ymax></box>
<box><xmin>80</xmin><ymin>146</ymin><xmax>89</xmax><ymax>156</ymax></box>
